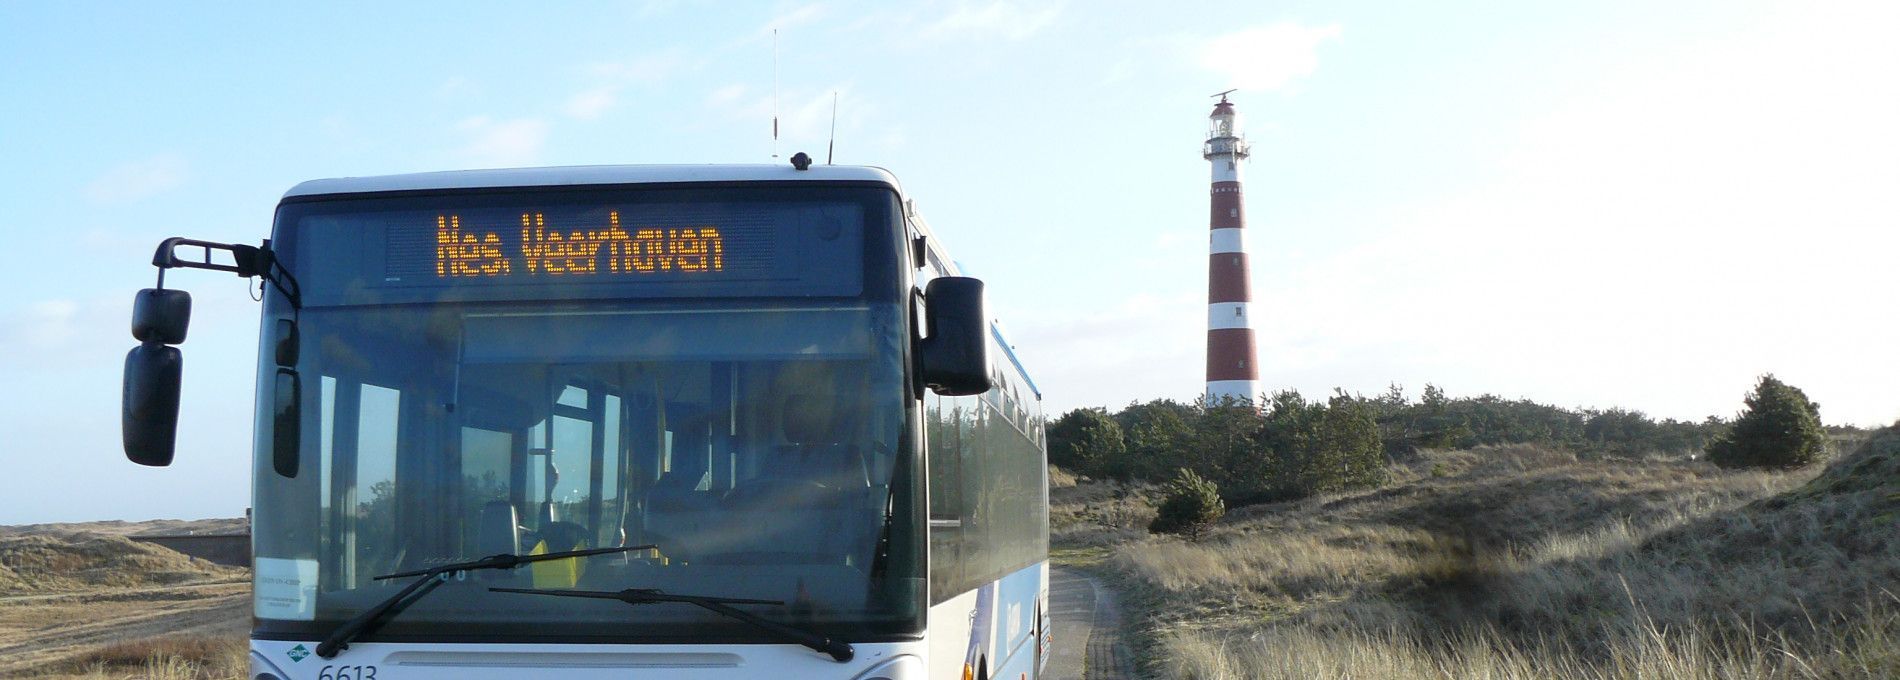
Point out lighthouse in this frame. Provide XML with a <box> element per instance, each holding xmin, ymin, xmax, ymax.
<box><xmin>1204</xmin><ymin>92</ymin><xmax>1259</xmax><ymax>405</ymax></box>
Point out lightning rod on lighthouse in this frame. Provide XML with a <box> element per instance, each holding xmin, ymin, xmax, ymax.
<box><xmin>1203</xmin><ymin>91</ymin><xmax>1260</xmax><ymax>405</ymax></box>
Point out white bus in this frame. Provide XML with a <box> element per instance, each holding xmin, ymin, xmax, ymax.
<box><xmin>121</xmin><ymin>162</ymin><xmax>1051</xmax><ymax>680</ymax></box>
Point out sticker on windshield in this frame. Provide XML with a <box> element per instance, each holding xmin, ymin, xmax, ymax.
<box><xmin>256</xmin><ymin>557</ymin><xmax>319</xmax><ymax>621</ymax></box>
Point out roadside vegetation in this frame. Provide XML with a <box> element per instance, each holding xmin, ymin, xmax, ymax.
<box><xmin>34</xmin><ymin>635</ymin><xmax>247</xmax><ymax>680</ymax></box>
<box><xmin>0</xmin><ymin>528</ymin><xmax>249</xmax><ymax>679</ymax></box>
<box><xmin>0</xmin><ymin>532</ymin><xmax>238</xmax><ymax>592</ymax></box>
<box><xmin>1051</xmin><ymin>378</ymin><xmax>1894</xmax><ymax>678</ymax></box>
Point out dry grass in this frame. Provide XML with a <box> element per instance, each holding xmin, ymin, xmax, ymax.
<box><xmin>0</xmin><ymin>518</ymin><xmax>248</xmax><ymax>539</ymax></box>
<box><xmin>32</xmin><ymin>635</ymin><xmax>247</xmax><ymax>680</ymax></box>
<box><xmin>0</xmin><ymin>528</ymin><xmax>250</xmax><ymax>678</ymax></box>
<box><xmin>1159</xmin><ymin>606</ymin><xmax>1899</xmax><ymax>680</ymax></box>
<box><xmin>1050</xmin><ymin>465</ymin><xmax>1080</xmax><ymax>489</ymax></box>
<box><xmin>1060</xmin><ymin>427</ymin><xmax>1900</xmax><ymax>678</ymax></box>
<box><xmin>0</xmin><ymin>533</ymin><xmax>239</xmax><ymax>592</ymax></box>
<box><xmin>1051</xmin><ymin>476</ymin><xmax>1160</xmax><ymax>550</ymax></box>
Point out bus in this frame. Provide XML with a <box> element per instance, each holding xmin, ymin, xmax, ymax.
<box><xmin>120</xmin><ymin>162</ymin><xmax>1051</xmax><ymax>680</ymax></box>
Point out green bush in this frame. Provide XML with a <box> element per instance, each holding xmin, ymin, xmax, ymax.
<box><xmin>1315</xmin><ymin>393</ymin><xmax>1387</xmax><ymax>491</ymax></box>
<box><xmin>1148</xmin><ymin>468</ymin><xmax>1225</xmax><ymax>539</ymax></box>
<box><xmin>1048</xmin><ymin>407</ymin><xmax>1123</xmax><ymax>478</ymax></box>
<box><xmin>1108</xmin><ymin>399</ymin><xmax>1194</xmax><ymax>482</ymax></box>
<box><xmin>1707</xmin><ymin>374</ymin><xmax>1827</xmax><ymax>469</ymax></box>
<box><xmin>1253</xmin><ymin>390</ymin><xmax>1386</xmax><ymax>499</ymax></box>
<box><xmin>1046</xmin><ymin>379</ymin><xmax>1850</xmax><ymax>508</ymax></box>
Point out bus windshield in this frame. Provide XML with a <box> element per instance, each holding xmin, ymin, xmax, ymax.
<box><xmin>249</xmin><ymin>186</ymin><xmax>922</xmax><ymax>643</ymax></box>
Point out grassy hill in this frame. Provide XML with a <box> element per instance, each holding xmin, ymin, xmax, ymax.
<box><xmin>0</xmin><ymin>525</ymin><xmax>249</xmax><ymax>679</ymax></box>
<box><xmin>1053</xmin><ymin>426</ymin><xmax>1898</xmax><ymax>678</ymax></box>
<box><xmin>0</xmin><ymin>532</ymin><xmax>240</xmax><ymax>593</ymax></box>
<box><xmin>0</xmin><ymin>518</ymin><xmax>249</xmax><ymax>539</ymax></box>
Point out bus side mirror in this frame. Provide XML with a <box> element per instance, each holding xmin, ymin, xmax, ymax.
<box><xmin>124</xmin><ymin>288</ymin><xmax>192</xmax><ymax>466</ymax></box>
<box><xmin>133</xmin><ymin>288</ymin><xmax>191</xmax><ymax>344</ymax></box>
<box><xmin>124</xmin><ymin>343</ymin><xmax>183</xmax><ymax>466</ymax></box>
<box><xmin>919</xmin><ymin>277</ymin><xmax>992</xmax><ymax>397</ymax></box>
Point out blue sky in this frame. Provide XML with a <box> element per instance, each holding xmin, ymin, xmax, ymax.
<box><xmin>2</xmin><ymin>1</ymin><xmax>1895</xmax><ymax>523</ymax></box>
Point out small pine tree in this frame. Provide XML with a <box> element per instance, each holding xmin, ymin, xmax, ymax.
<box><xmin>1707</xmin><ymin>374</ymin><xmax>1826</xmax><ymax>469</ymax></box>
<box><xmin>1148</xmin><ymin>468</ymin><xmax>1225</xmax><ymax>539</ymax></box>
<box><xmin>1314</xmin><ymin>392</ymin><xmax>1387</xmax><ymax>491</ymax></box>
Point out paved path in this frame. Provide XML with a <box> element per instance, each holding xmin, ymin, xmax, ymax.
<box><xmin>1046</xmin><ymin>567</ymin><xmax>1134</xmax><ymax>680</ymax></box>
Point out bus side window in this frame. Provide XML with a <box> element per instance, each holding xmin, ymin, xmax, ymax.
<box><xmin>926</xmin><ymin>391</ymin><xmax>962</xmax><ymax>600</ymax></box>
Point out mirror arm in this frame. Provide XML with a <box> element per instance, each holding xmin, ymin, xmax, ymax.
<box><xmin>151</xmin><ymin>237</ymin><xmax>260</xmax><ymax>276</ymax></box>
<box><xmin>150</xmin><ymin>237</ymin><xmax>301</xmax><ymax>308</ymax></box>
<box><xmin>259</xmin><ymin>246</ymin><xmax>303</xmax><ymax>309</ymax></box>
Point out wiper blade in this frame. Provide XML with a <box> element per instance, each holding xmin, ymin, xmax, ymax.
<box><xmin>492</xmin><ymin>587</ymin><xmax>855</xmax><ymax>663</ymax></box>
<box><xmin>314</xmin><ymin>543</ymin><xmax>656</xmax><ymax>659</ymax></box>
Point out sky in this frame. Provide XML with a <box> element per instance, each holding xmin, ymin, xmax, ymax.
<box><xmin>2</xmin><ymin>1</ymin><xmax>1895</xmax><ymax>524</ymax></box>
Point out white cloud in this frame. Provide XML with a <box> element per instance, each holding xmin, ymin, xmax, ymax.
<box><xmin>317</xmin><ymin>115</ymin><xmax>353</xmax><ymax>140</ymax></box>
<box><xmin>784</xmin><ymin>89</ymin><xmax>844</xmax><ymax>142</ymax></box>
<box><xmin>762</xmin><ymin>3</ymin><xmax>826</xmax><ymax>37</ymax></box>
<box><xmin>924</xmin><ymin>1</ymin><xmax>1061</xmax><ymax>42</ymax></box>
<box><xmin>729</xmin><ymin>85</ymin><xmax>862</xmax><ymax>151</ymax></box>
<box><xmin>564</xmin><ymin>52</ymin><xmax>687</xmax><ymax>120</ymax></box>
<box><xmin>19</xmin><ymin>299</ymin><xmax>79</xmax><ymax>348</ymax></box>
<box><xmin>1009</xmin><ymin>291</ymin><xmax>1203</xmax><ymax>412</ymax></box>
<box><xmin>454</xmin><ymin>116</ymin><xmax>549</xmax><ymax>168</ymax></box>
<box><xmin>1245</xmin><ymin>3</ymin><xmax>1900</xmax><ymax>425</ymax></box>
<box><xmin>1200</xmin><ymin>22</ymin><xmax>1342</xmax><ymax>92</ymax></box>
<box><xmin>566</xmin><ymin>86</ymin><xmax>620</xmax><ymax>120</ymax></box>
<box><xmin>873</xmin><ymin>128</ymin><xmax>908</xmax><ymax>150</ymax></box>
<box><xmin>434</xmin><ymin>76</ymin><xmax>479</xmax><ymax>99</ymax></box>
<box><xmin>86</xmin><ymin>154</ymin><xmax>188</xmax><ymax>203</ymax></box>
<box><xmin>589</xmin><ymin>53</ymin><xmax>684</xmax><ymax>83</ymax></box>
<box><xmin>0</xmin><ymin>293</ymin><xmax>167</xmax><ymax>372</ymax></box>
<box><xmin>0</xmin><ymin>287</ymin><xmax>262</xmax><ymax>523</ymax></box>
<box><xmin>707</xmin><ymin>83</ymin><xmax>749</xmax><ymax>107</ymax></box>
<box><xmin>634</xmin><ymin>0</ymin><xmax>680</xmax><ymax>18</ymax></box>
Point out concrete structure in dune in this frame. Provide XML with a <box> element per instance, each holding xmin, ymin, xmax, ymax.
<box><xmin>1203</xmin><ymin>92</ymin><xmax>1259</xmax><ymax>405</ymax></box>
<box><xmin>129</xmin><ymin>532</ymin><xmax>251</xmax><ymax>567</ymax></box>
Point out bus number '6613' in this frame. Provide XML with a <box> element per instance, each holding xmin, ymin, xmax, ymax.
<box><xmin>317</xmin><ymin>665</ymin><xmax>377</xmax><ymax>680</ymax></box>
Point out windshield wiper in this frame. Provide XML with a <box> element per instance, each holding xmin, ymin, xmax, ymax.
<box><xmin>492</xmin><ymin>587</ymin><xmax>855</xmax><ymax>662</ymax></box>
<box><xmin>314</xmin><ymin>543</ymin><xmax>657</xmax><ymax>659</ymax></box>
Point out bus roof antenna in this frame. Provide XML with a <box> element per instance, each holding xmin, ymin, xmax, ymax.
<box><xmin>826</xmin><ymin>91</ymin><xmax>838</xmax><ymax>165</ymax></box>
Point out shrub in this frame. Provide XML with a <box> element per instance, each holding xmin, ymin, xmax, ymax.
<box><xmin>1707</xmin><ymin>374</ymin><xmax>1826</xmax><ymax>469</ymax></box>
<box><xmin>1047</xmin><ymin>407</ymin><xmax>1123</xmax><ymax>478</ymax></box>
<box><xmin>1255</xmin><ymin>391</ymin><xmax>1387</xmax><ymax>499</ymax></box>
<box><xmin>1148</xmin><ymin>468</ymin><xmax>1225</xmax><ymax>539</ymax></box>
<box><xmin>1110</xmin><ymin>400</ymin><xmax>1194</xmax><ymax>482</ymax></box>
<box><xmin>1314</xmin><ymin>393</ymin><xmax>1387</xmax><ymax>491</ymax></box>
<box><xmin>1189</xmin><ymin>398</ymin><xmax>1267</xmax><ymax>491</ymax></box>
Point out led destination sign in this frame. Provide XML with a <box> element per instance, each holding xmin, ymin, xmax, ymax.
<box><xmin>436</xmin><ymin>212</ymin><xmax>725</xmax><ymax>278</ymax></box>
<box><xmin>288</xmin><ymin>193</ymin><xmax>869</xmax><ymax>306</ymax></box>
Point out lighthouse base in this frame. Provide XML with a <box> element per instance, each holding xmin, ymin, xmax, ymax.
<box><xmin>1205</xmin><ymin>380</ymin><xmax>1258</xmax><ymax>406</ymax></box>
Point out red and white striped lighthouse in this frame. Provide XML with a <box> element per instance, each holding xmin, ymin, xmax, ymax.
<box><xmin>1204</xmin><ymin>92</ymin><xmax>1259</xmax><ymax>405</ymax></box>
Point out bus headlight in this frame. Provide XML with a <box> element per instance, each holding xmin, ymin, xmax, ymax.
<box><xmin>849</xmin><ymin>655</ymin><xmax>926</xmax><ymax>680</ymax></box>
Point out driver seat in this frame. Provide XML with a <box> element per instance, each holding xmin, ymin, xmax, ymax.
<box><xmin>720</xmin><ymin>392</ymin><xmax>869</xmax><ymax>563</ymax></box>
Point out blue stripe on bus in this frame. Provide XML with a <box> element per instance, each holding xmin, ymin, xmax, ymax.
<box><xmin>988</xmin><ymin>561</ymin><xmax>1049</xmax><ymax>680</ymax></box>
<box><xmin>990</xmin><ymin>325</ymin><xmax>1042</xmax><ymax>400</ymax></box>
